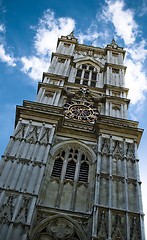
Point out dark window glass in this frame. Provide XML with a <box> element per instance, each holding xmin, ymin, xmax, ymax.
<box><xmin>82</xmin><ymin>64</ymin><xmax>87</xmax><ymax>69</ymax></box>
<box><xmin>58</xmin><ymin>58</ymin><xmax>65</xmax><ymax>63</ymax></box>
<box><xmin>89</xmin><ymin>66</ymin><xmax>94</xmax><ymax>71</ymax></box>
<box><xmin>75</xmin><ymin>78</ymin><xmax>80</xmax><ymax>84</ymax></box>
<box><xmin>52</xmin><ymin>158</ymin><xmax>63</xmax><ymax>178</ymax></box>
<box><xmin>92</xmin><ymin>72</ymin><xmax>97</xmax><ymax>80</ymax></box>
<box><xmin>64</xmin><ymin>43</ymin><xmax>70</xmax><ymax>47</ymax></box>
<box><xmin>65</xmin><ymin>160</ymin><xmax>76</xmax><ymax>180</ymax></box>
<box><xmin>76</xmin><ymin>69</ymin><xmax>82</xmax><ymax>77</ymax></box>
<box><xmin>112</xmin><ymin>68</ymin><xmax>119</xmax><ymax>74</ymax></box>
<box><xmin>91</xmin><ymin>81</ymin><xmax>96</xmax><ymax>87</ymax></box>
<box><xmin>84</xmin><ymin>71</ymin><xmax>89</xmax><ymax>79</ymax></box>
<box><xmin>83</xmin><ymin>80</ymin><xmax>88</xmax><ymax>86</ymax></box>
<box><xmin>61</xmin><ymin>151</ymin><xmax>65</xmax><ymax>157</ymax></box>
<box><xmin>81</xmin><ymin>154</ymin><xmax>85</xmax><ymax>160</ymax></box>
<box><xmin>79</xmin><ymin>162</ymin><xmax>89</xmax><ymax>182</ymax></box>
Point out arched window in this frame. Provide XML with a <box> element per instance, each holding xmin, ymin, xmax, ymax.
<box><xmin>51</xmin><ymin>147</ymin><xmax>89</xmax><ymax>183</ymax></box>
<box><xmin>41</xmin><ymin>143</ymin><xmax>95</xmax><ymax>212</ymax></box>
<box><xmin>75</xmin><ymin>63</ymin><xmax>99</xmax><ymax>87</ymax></box>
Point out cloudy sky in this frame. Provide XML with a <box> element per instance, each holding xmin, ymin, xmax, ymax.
<box><xmin>0</xmin><ymin>0</ymin><xmax>147</xmax><ymax>235</ymax></box>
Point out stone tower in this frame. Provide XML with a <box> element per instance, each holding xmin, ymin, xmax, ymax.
<box><xmin>0</xmin><ymin>33</ymin><xmax>145</xmax><ymax>240</ymax></box>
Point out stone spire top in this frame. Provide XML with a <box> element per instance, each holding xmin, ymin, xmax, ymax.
<box><xmin>67</xmin><ymin>30</ymin><xmax>76</xmax><ymax>39</ymax></box>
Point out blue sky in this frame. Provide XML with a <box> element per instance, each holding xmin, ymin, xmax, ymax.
<box><xmin>0</xmin><ymin>0</ymin><xmax>147</xmax><ymax>234</ymax></box>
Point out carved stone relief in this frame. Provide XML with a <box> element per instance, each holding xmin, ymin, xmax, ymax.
<box><xmin>40</xmin><ymin>128</ymin><xmax>50</xmax><ymax>145</ymax></box>
<box><xmin>101</xmin><ymin>138</ymin><xmax>110</xmax><ymax>155</ymax></box>
<box><xmin>47</xmin><ymin>218</ymin><xmax>74</xmax><ymax>239</ymax></box>
<box><xmin>113</xmin><ymin>141</ymin><xmax>123</xmax><ymax>158</ymax></box>
<box><xmin>16</xmin><ymin>196</ymin><xmax>31</xmax><ymax>223</ymax></box>
<box><xmin>31</xmin><ymin>215</ymin><xmax>84</xmax><ymax>240</ymax></box>
<box><xmin>111</xmin><ymin>214</ymin><xmax>124</xmax><ymax>240</ymax></box>
<box><xmin>14</xmin><ymin>123</ymin><xmax>26</xmax><ymax>140</ymax></box>
<box><xmin>97</xmin><ymin>211</ymin><xmax>108</xmax><ymax>239</ymax></box>
<box><xmin>130</xmin><ymin>217</ymin><xmax>141</xmax><ymax>240</ymax></box>
<box><xmin>26</xmin><ymin>126</ymin><xmax>39</xmax><ymax>144</ymax></box>
<box><xmin>126</xmin><ymin>143</ymin><xmax>135</xmax><ymax>160</ymax></box>
<box><xmin>0</xmin><ymin>193</ymin><xmax>17</xmax><ymax>223</ymax></box>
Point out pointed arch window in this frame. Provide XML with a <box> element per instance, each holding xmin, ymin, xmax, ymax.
<box><xmin>51</xmin><ymin>147</ymin><xmax>89</xmax><ymax>183</ymax></box>
<box><xmin>79</xmin><ymin>161</ymin><xmax>89</xmax><ymax>182</ymax></box>
<box><xmin>75</xmin><ymin>63</ymin><xmax>99</xmax><ymax>87</ymax></box>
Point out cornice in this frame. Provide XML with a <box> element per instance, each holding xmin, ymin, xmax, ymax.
<box><xmin>57</xmin><ymin>36</ymin><xmax>78</xmax><ymax>47</ymax></box>
<box><xmin>51</xmin><ymin>52</ymin><xmax>74</xmax><ymax>61</ymax></box>
<box><xmin>105</xmin><ymin>62</ymin><xmax>127</xmax><ymax>70</ymax></box>
<box><xmin>15</xmin><ymin>100</ymin><xmax>143</xmax><ymax>145</ymax></box>
<box><xmin>105</xmin><ymin>95</ymin><xmax>130</xmax><ymax>104</ymax></box>
<box><xmin>42</xmin><ymin>72</ymin><xmax>68</xmax><ymax>82</ymax></box>
<box><xmin>96</xmin><ymin>115</ymin><xmax>143</xmax><ymax>145</ymax></box>
<box><xmin>37</xmin><ymin>82</ymin><xmax>64</xmax><ymax>93</ymax></box>
<box><xmin>75</xmin><ymin>44</ymin><xmax>105</xmax><ymax>55</ymax></box>
<box><xmin>104</xmin><ymin>84</ymin><xmax>129</xmax><ymax>92</ymax></box>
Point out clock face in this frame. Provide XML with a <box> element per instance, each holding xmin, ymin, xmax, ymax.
<box><xmin>64</xmin><ymin>101</ymin><xmax>99</xmax><ymax>123</ymax></box>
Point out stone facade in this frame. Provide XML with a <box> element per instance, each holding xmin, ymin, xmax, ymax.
<box><xmin>0</xmin><ymin>32</ymin><xmax>145</xmax><ymax>239</ymax></box>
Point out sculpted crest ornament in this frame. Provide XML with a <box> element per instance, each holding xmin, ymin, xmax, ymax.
<box><xmin>64</xmin><ymin>100</ymin><xmax>99</xmax><ymax>123</ymax></box>
<box><xmin>47</xmin><ymin>218</ymin><xmax>74</xmax><ymax>239</ymax></box>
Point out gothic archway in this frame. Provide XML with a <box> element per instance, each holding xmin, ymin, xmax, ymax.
<box><xmin>30</xmin><ymin>214</ymin><xmax>88</xmax><ymax>240</ymax></box>
<box><xmin>39</xmin><ymin>140</ymin><xmax>96</xmax><ymax>212</ymax></box>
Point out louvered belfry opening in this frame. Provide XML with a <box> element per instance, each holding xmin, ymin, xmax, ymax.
<box><xmin>65</xmin><ymin>160</ymin><xmax>76</xmax><ymax>180</ymax></box>
<box><xmin>79</xmin><ymin>161</ymin><xmax>89</xmax><ymax>182</ymax></box>
<box><xmin>51</xmin><ymin>151</ymin><xmax>65</xmax><ymax>178</ymax></box>
<box><xmin>51</xmin><ymin>158</ymin><xmax>63</xmax><ymax>178</ymax></box>
<box><xmin>51</xmin><ymin>147</ymin><xmax>89</xmax><ymax>183</ymax></box>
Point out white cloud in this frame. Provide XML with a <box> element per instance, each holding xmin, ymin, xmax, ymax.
<box><xmin>0</xmin><ymin>44</ymin><xmax>16</xmax><ymax>66</ymax></box>
<box><xmin>103</xmin><ymin>0</ymin><xmax>138</xmax><ymax>45</ymax></box>
<box><xmin>21</xmin><ymin>9</ymin><xmax>75</xmax><ymax>80</ymax></box>
<box><xmin>21</xmin><ymin>56</ymin><xmax>48</xmax><ymax>81</ymax></box>
<box><xmin>78</xmin><ymin>31</ymin><xmax>99</xmax><ymax>44</ymax></box>
<box><xmin>139</xmin><ymin>0</ymin><xmax>147</xmax><ymax>16</ymax></box>
<box><xmin>0</xmin><ymin>24</ymin><xmax>5</xmax><ymax>33</ymax></box>
<box><xmin>125</xmin><ymin>58</ymin><xmax>147</xmax><ymax>104</ymax></box>
<box><xmin>101</xmin><ymin>0</ymin><xmax>147</xmax><ymax>107</ymax></box>
<box><xmin>34</xmin><ymin>9</ymin><xmax>75</xmax><ymax>56</ymax></box>
<box><xmin>0</xmin><ymin>23</ymin><xmax>16</xmax><ymax>66</ymax></box>
<box><xmin>126</xmin><ymin>40</ymin><xmax>147</xmax><ymax>62</ymax></box>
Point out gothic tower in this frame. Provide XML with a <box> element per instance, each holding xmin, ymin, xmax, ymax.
<box><xmin>0</xmin><ymin>32</ymin><xmax>145</xmax><ymax>240</ymax></box>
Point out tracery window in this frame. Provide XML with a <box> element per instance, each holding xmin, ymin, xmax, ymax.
<box><xmin>51</xmin><ymin>147</ymin><xmax>89</xmax><ymax>183</ymax></box>
<box><xmin>75</xmin><ymin>63</ymin><xmax>99</xmax><ymax>87</ymax></box>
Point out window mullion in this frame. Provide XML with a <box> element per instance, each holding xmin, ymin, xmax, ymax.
<box><xmin>74</xmin><ymin>151</ymin><xmax>82</xmax><ymax>182</ymax></box>
<box><xmin>81</xmin><ymin>70</ymin><xmax>85</xmax><ymax>84</ymax></box>
<box><xmin>70</xmin><ymin>151</ymin><xmax>82</xmax><ymax>210</ymax></box>
<box><xmin>89</xmin><ymin>71</ymin><xmax>92</xmax><ymax>86</ymax></box>
<box><xmin>60</xmin><ymin>148</ymin><xmax>70</xmax><ymax>182</ymax></box>
<box><xmin>55</xmin><ymin>148</ymin><xmax>70</xmax><ymax>208</ymax></box>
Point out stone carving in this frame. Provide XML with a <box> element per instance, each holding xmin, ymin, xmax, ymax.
<box><xmin>47</xmin><ymin>218</ymin><xmax>74</xmax><ymax>239</ymax></box>
<box><xmin>112</xmin><ymin>215</ymin><xmax>124</xmax><ymax>240</ymax></box>
<box><xmin>35</xmin><ymin>233</ymin><xmax>56</xmax><ymax>240</ymax></box>
<box><xmin>97</xmin><ymin>212</ymin><xmax>108</xmax><ymax>239</ymax></box>
<box><xmin>113</xmin><ymin>141</ymin><xmax>123</xmax><ymax>158</ymax></box>
<box><xmin>64</xmin><ymin>101</ymin><xmax>99</xmax><ymax>123</ymax></box>
<box><xmin>71</xmin><ymin>216</ymin><xmax>89</xmax><ymax>237</ymax></box>
<box><xmin>14</xmin><ymin>123</ymin><xmax>26</xmax><ymax>140</ymax></box>
<box><xmin>126</xmin><ymin>143</ymin><xmax>135</xmax><ymax>160</ymax></box>
<box><xmin>0</xmin><ymin>194</ymin><xmax>16</xmax><ymax>223</ymax></box>
<box><xmin>26</xmin><ymin>126</ymin><xmax>39</xmax><ymax>144</ymax></box>
<box><xmin>40</xmin><ymin>128</ymin><xmax>50</xmax><ymax>145</ymax></box>
<box><xmin>67</xmin><ymin>31</ymin><xmax>76</xmax><ymax>40</ymax></box>
<box><xmin>101</xmin><ymin>138</ymin><xmax>110</xmax><ymax>155</ymax></box>
<box><xmin>16</xmin><ymin>197</ymin><xmax>31</xmax><ymax>223</ymax></box>
<box><xmin>130</xmin><ymin>217</ymin><xmax>141</xmax><ymax>240</ymax></box>
<box><xmin>66</xmin><ymin>238</ymin><xmax>78</xmax><ymax>240</ymax></box>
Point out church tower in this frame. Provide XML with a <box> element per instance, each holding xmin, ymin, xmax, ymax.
<box><xmin>0</xmin><ymin>32</ymin><xmax>145</xmax><ymax>239</ymax></box>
